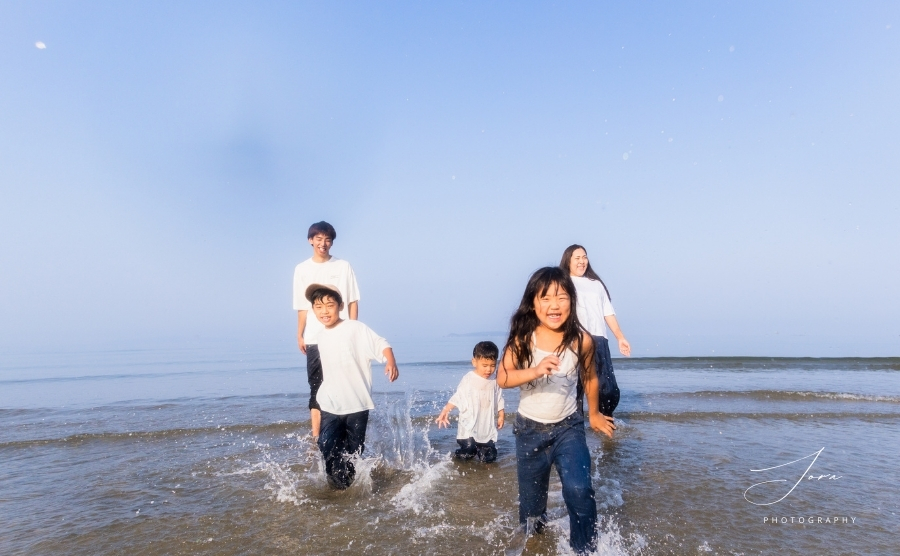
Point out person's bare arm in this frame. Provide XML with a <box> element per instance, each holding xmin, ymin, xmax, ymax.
<box><xmin>297</xmin><ymin>311</ymin><xmax>308</xmax><ymax>354</ymax></box>
<box><xmin>497</xmin><ymin>345</ymin><xmax>557</xmax><ymax>389</ymax></box>
<box><xmin>604</xmin><ymin>314</ymin><xmax>631</xmax><ymax>357</ymax></box>
<box><xmin>383</xmin><ymin>347</ymin><xmax>399</xmax><ymax>382</ymax></box>
<box><xmin>348</xmin><ymin>301</ymin><xmax>358</xmax><ymax>320</ymax></box>
<box><xmin>497</xmin><ymin>409</ymin><xmax>505</xmax><ymax>429</ymax></box>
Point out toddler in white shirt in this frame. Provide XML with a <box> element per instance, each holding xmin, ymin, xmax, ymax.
<box><xmin>435</xmin><ymin>341</ymin><xmax>505</xmax><ymax>463</ymax></box>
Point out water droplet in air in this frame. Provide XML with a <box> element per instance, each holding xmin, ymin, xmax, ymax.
<box><xmin>718</xmin><ymin>95</ymin><xmax>724</xmax><ymax>102</ymax></box>
<box><xmin>622</xmin><ymin>153</ymin><xmax>629</xmax><ymax>160</ymax></box>
<box><xmin>36</xmin><ymin>41</ymin><xmax>46</xmax><ymax>49</ymax></box>
<box><xmin>729</xmin><ymin>45</ymin><xmax>735</xmax><ymax>52</ymax></box>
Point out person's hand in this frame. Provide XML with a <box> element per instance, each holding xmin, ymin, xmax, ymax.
<box><xmin>589</xmin><ymin>412</ymin><xmax>616</xmax><ymax>438</ymax></box>
<box><xmin>497</xmin><ymin>412</ymin><xmax>505</xmax><ymax>429</ymax></box>
<box><xmin>618</xmin><ymin>338</ymin><xmax>631</xmax><ymax>357</ymax></box>
<box><xmin>435</xmin><ymin>409</ymin><xmax>451</xmax><ymax>428</ymax></box>
<box><xmin>298</xmin><ymin>337</ymin><xmax>307</xmax><ymax>354</ymax></box>
<box><xmin>535</xmin><ymin>355</ymin><xmax>560</xmax><ymax>378</ymax></box>
<box><xmin>384</xmin><ymin>362</ymin><xmax>399</xmax><ymax>382</ymax></box>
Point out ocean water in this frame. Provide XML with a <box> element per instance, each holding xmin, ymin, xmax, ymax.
<box><xmin>1</xmin><ymin>347</ymin><xmax>898</xmax><ymax>555</ymax></box>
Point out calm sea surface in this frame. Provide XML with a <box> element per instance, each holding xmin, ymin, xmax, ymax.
<box><xmin>1</xmin><ymin>344</ymin><xmax>898</xmax><ymax>555</ymax></box>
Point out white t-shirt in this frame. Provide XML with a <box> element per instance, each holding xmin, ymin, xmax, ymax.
<box><xmin>315</xmin><ymin>320</ymin><xmax>390</xmax><ymax>415</ymax></box>
<box><xmin>448</xmin><ymin>371</ymin><xmax>505</xmax><ymax>443</ymax></box>
<box><xmin>292</xmin><ymin>257</ymin><xmax>360</xmax><ymax>344</ymax></box>
<box><xmin>571</xmin><ymin>275</ymin><xmax>615</xmax><ymax>338</ymax></box>
<box><xmin>517</xmin><ymin>345</ymin><xmax>579</xmax><ymax>424</ymax></box>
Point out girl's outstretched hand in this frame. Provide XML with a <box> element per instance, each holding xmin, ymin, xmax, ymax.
<box><xmin>618</xmin><ymin>338</ymin><xmax>631</xmax><ymax>357</ymax></box>
<box><xmin>589</xmin><ymin>413</ymin><xmax>616</xmax><ymax>438</ymax></box>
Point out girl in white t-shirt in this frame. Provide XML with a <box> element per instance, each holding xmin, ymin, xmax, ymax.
<box><xmin>498</xmin><ymin>267</ymin><xmax>614</xmax><ymax>555</ymax></box>
<box><xmin>561</xmin><ymin>244</ymin><xmax>631</xmax><ymax>417</ymax></box>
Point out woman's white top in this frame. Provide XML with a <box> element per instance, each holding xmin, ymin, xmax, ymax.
<box><xmin>316</xmin><ymin>320</ymin><xmax>390</xmax><ymax>415</ymax></box>
<box><xmin>571</xmin><ymin>275</ymin><xmax>615</xmax><ymax>338</ymax></box>
<box><xmin>517</xmin><ymin>344</ymin><xmax>579</xmax><ymax>424</ymax></box>
<box><xmin>448</xmin><ymin>371</ymin><xmax>505</xmax><ymax>443</ymax></box>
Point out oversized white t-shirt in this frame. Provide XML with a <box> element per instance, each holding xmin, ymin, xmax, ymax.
<box><xmin>292</xmin><ymin>257</ymin><xmax>360</xmax><ymax>344</ymax></box>
<box><xmin>571</xmin><ymin>275</ymin><xmax>615</xmax><ymax>338</ymax></box>
<box><xmin>315</xmin><ymin>320</ymin><xmax>390</xmax><ymax>415</ymax></box>
<box><xmin>517</xmin><ymin>345</ymin><xmax>579</xmax><ymax>424</ymax></box>
<box><xmin>448</xmin><ymin>371</ymin><xmax>505</xmax><ymax>443</ymax></box>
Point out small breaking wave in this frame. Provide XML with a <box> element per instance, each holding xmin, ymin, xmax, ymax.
<box><xmin>649</xmin><ymin>390</ymin><xmax>900</xmax><ymax>403</ymax></box>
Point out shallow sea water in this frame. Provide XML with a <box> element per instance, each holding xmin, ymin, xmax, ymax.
<box><xmin>1</xmin><ymin>349</ymin><xmax>898</xmax><ymax>555</ymax></box>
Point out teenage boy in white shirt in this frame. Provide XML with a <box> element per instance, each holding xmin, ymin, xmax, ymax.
<box><xmin>293</xmin><ymin>221</ymin><xmax>361</xmax><ymax>438</ymax></box>
<box><xmin>305</xmin><ymin>283</ymin><xmax>398</xmax><ymax>489</ymax></box>
<box><xmin>435</xmin><ymin>341</ymin><xmax>505</xmax><ymax>463</ymax></box>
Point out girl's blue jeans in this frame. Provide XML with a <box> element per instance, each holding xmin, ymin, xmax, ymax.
<box><xmin>514</xmin><ymin>412</ymin><xmax>598</xmax><ymax>554</ymax></box>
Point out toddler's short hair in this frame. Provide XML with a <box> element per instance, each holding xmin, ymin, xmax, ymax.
<box><xmin>307</xmin><ymin>221</ymin><xmax>336</xmax><ymax>240</ymax></box>
<box><xmin>473</xmin><ymin>341</ymin><xmax>499</xmax><ymax>361</ymax></box>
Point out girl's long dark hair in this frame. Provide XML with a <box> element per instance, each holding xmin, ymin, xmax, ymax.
<box><xmin>503</xmin><ymin>267</ymin><xmax>593</xmax><ymax>386</ymax></box>
<box><xmin>560</xmin><ymin>244</ymin><xmax>611</xmax><ymax>300</ymax></box>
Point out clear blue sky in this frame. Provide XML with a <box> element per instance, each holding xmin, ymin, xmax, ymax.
<box><xmin>1</xmin><ymin>1</ymin><xmax>898</xmax><ymax>356</ymax></box>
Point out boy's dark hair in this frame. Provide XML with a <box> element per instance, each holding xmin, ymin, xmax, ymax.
<box><xmin>308</xmin><ymin>286</ymin><xmax>343</xmax><ymax>307</ymax></box>
<box><xmin>473</xmin><ymin>341</ymin><xmax>499</xmax><ymax>361</ymax></box>
<box><xmin>307</xmin><ymin>221</ymin><xmax>337</xmax><ymax>240</ymax></box>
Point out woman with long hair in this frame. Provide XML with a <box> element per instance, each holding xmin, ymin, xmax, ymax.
<box><xmin>560</xmin><ymin>244</ymin><xmax>631</xmax><ymax>417</ymax></box>
<box><xmin>498</xmin><ymin>267</ymin><xmax>614</xmax><ymax>555</ymax></box>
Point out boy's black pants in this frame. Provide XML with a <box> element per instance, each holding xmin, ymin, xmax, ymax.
<box><xmin>455</xmin><ymin>438</ymin><xmax>497</xmax><ymax>463</ymax></box>
<box><xmin>317</xmin><ymin>410</ymin><xmax>369</xmax><ymax>489</ymax></box>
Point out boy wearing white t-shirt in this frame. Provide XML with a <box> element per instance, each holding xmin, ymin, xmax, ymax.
<box><xmin>293</xmin><ymin>221</ymin><xmax>361</xmax><ymax>438</ymax></box>
<box><xmin>435</xmin><ymin>341</ymin><xmax>505</xmax><ymax>463</ymax></box>
<box><xmin>305</xmin><ymin>283</ymin><xmax>398</xmax><ymax>489</ymax></box>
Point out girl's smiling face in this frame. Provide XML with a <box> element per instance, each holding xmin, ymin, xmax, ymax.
<box><xmin>568</xmin><ymin>248</ymin><xmax>588</xmax><ymax>277</ymax></box>
<box><xmin>533</xmin><ymin>282</ymin><xmax>571</xmax><ymax>331</ymax></box>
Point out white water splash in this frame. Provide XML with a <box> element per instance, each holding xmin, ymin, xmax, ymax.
<box><xmin>217</xmin><ymin>437</ymin><xmax>316</xmax><ymax>505</ymax></box>
<box><xmin>368</xmin><ymin>391</ymin><xmax>437</xmax><ymax>470</ymax></box>
<box><xmin>548</xmin><ymin>515</ymin><xmax>647</xmax><ymax>556</ymax></box>
<box><xmin>341</xmin><ymin>453</ymin><xmax>382</xmax><ymax>496</ymax></box>
<box><xmin>391</xmin><ymin>458</ymin><xmax>452</xmax><ymax>514</ymax></box>
<box><xmin>262</xmin><ymin>458</ymin><xmax>308</xmax><ymax>506</ymax></box>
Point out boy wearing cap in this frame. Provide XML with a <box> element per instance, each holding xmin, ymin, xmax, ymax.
<box><xmin>293</xmin><ymin>221</ymin><xmax>361</xmax><ymax>438</ymax></box>
<box><xmin>306</xmin><ymin>283</ymin><xmax>398</xmax><ymax>489</ymax></box>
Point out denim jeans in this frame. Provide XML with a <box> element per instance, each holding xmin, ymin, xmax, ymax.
<box><xmin>455</xmin><ymin>438</ymin><xmax>498</xmax><ymax>463</ymax></box>
<box><xmin>317</xmin><ymin>410</ymin><xmax>369</xmax><ymax>489</ymax></box>
<box><xmin>592</xmin><ymin>335</ymin><xmax>620</xmax><ymax>417</ymax></box>
<box><xmin>514</xmin><ymin>412</ymin><xmax>597</xmax><ymax>554</ymax></box>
